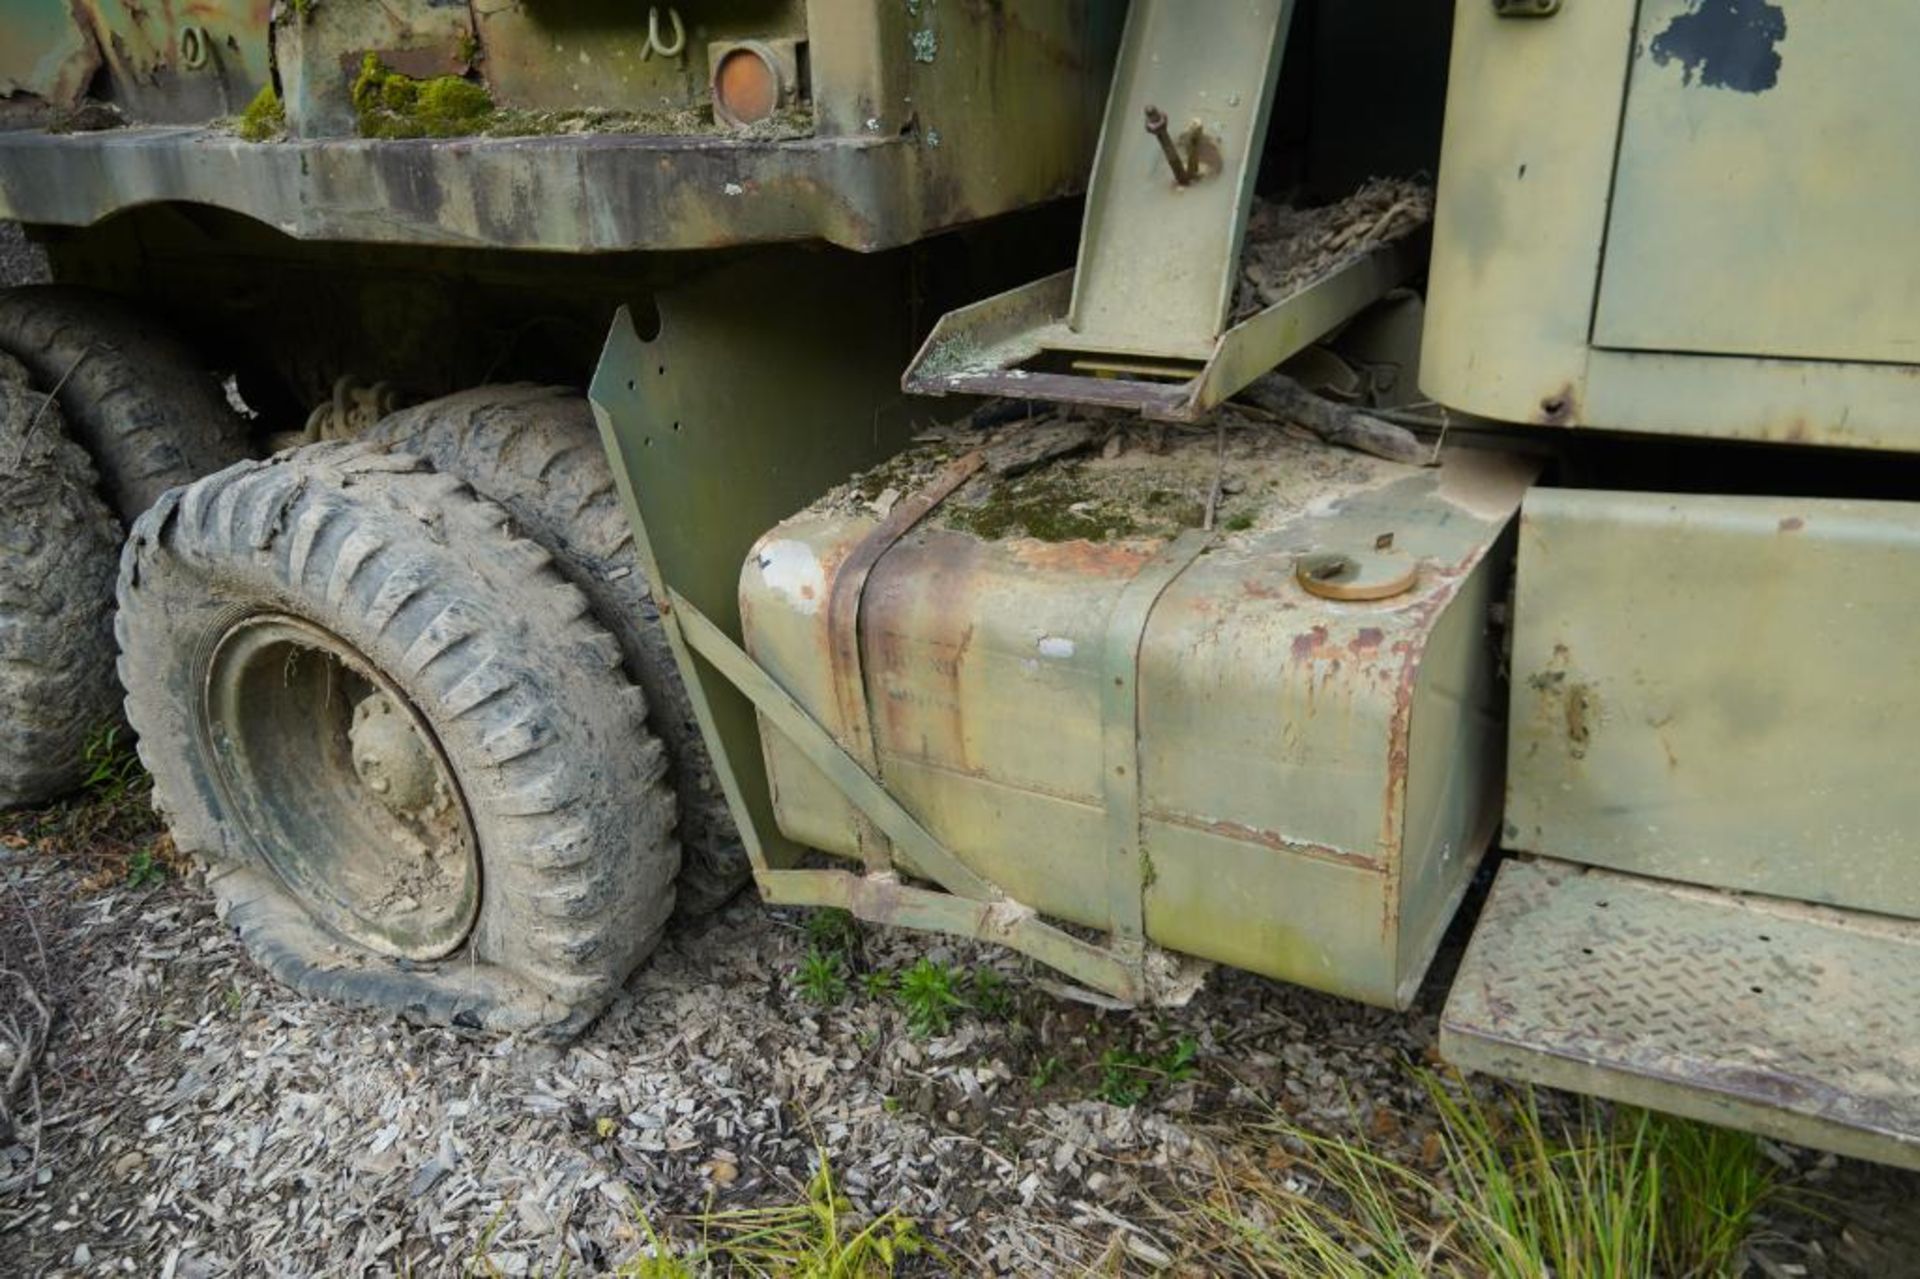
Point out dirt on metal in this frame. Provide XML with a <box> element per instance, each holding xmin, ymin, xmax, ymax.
<box><xmin>815</xmin><ymin>404</ymin><xmax>1393</xmax><ymax>544</ymax></box>
<box><xmin>1234</xmin><ymin>177</ymin><xmax>1434</xmax><ymax>320</ymax></box>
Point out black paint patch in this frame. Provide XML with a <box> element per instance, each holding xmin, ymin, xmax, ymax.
<box><xmin>1650</xmin><ymin>0</ymin><xmax>1786</xmax><ymax>93</ymax></box>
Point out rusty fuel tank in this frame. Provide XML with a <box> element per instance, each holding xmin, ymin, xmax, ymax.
<box><xmin>739</xmin><ymin>420</ymin><xmax>1536</xmax><ymax>1007</ymax></box>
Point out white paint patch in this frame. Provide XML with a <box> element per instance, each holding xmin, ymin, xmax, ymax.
<box><xmin>756</xmin><ymin>540</ymin><xmax>825</xmax><ymax>615</ymax></box>
<box><xmin>1037</xmin><ymin>636</ymin><xmax>1076</xmax><ymax>659</ymax></box>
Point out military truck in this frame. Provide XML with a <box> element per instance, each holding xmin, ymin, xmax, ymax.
<box><xmin>2</xmin><ymin>0</ymin><xmax>1913</xmax><ymax>1170</ymax></box>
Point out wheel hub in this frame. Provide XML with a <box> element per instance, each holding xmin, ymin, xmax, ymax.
<box><xmin>202</xmin><ymin>614</ymin><xmax>480</xmax><ymax>961</ymax></box>
<box><xmin>350</xmin><ymin>692</ymin><xmax>443</xmax><ymax>818</ymax></box>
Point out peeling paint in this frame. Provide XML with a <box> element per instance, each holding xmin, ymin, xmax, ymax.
<box><xmin>1650</xmin><ymin>0</ymin><xmax>1786</xmax><ymax>94</ymax></box>
<box><xmin>755</xmin><ymin>538</ymin><xmax>825</xmax><ymax>614</ymax></box>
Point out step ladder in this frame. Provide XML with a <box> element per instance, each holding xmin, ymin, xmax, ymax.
<box><xmin>1444</xmin><ymin>857</ymin><xmax>1920</xmax><ymax>1170</ymax></box>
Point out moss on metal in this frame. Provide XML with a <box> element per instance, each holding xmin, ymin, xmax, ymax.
<box><xmin>236</xmin><ymin>85</ymin><xmax>285</xmax><ymax>143</ymax></box>
<box><xmin>946</xmin><ymin>469</ymin><xmax>1147</xmax><ymax>543</ymax></box>
<box><xmin>351</xmin><ymin>55</ymin><xmax>495</xmax><ymax>139</ymax></box>
<box><xmin>344</xmin><ymin>55</ymin><xmax>813</xmax><ymax>141</ymax></box>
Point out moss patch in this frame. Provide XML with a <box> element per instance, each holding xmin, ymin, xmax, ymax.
<box><xmin>946</xmin><ymin>469</ymin><xmax>1145</xmax><ymax>543</ymax></box>
<box><xmin>352</xmin><ymin>54</ymin><xmax>496</xmax><ymax>139</ymax></box>
<box><xmin>236</xmin><ymin>84</ymin><xmax>285</xmax><ymax>142</ymax></box>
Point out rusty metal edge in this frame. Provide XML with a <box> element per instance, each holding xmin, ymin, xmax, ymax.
<box><xmin>1440</xmin><ymin>1019</ymin><xmax>1920</xmax><ymax>1172</ymax></box>
<box><xmin>671</xmin><ymin>587</ymin><xmax>1002</xmax><ymax>903</ymax></box>
<box><xmin>824</xmin><ymin>450</ymin><xmax>987</xmax><ymax>872</ymax></box>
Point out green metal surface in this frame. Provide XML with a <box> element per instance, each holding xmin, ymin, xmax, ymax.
<box><xmin>1445</xmin><ymin>857</ymin><xmax>1920</xmax><ymax>1172</ymax></box>
<box><xmin>473</xmin><ymin>1</ymin><xmax>806</xmax><ymax>114</ymax></box>
<box><xmin>898</xmin><ymin>0</ymin><xmax>1425</xmax><ymax>421</ymax></box>
<box><xmin>1595</xmin><ymin>2</ymin><xmax>1920</xmax><ymax>364</ymax></box>
<box><xmin>743</xmin><ymin>440</ymin><xmax>1536</xmax><ymax>1007</ymax></box>
<box><xmin>679</xmin><ymin>591</ymin><xmax>1167</xmax><ymax>1005</ymax></box>
<box><xmin>1421</xmin><ymin>0</ymin><xmax>1920</xmax><ymax>448</ymax></box>
<box><xmin>0</xmin><ymin>1</ymin><xmax>269</xmax><ymax>123</ymax></box>
<box><xmin>1067</xmin><ymin>0</ymin><xmax>1293</xmax><ymax>360</ymax></box>
<box><xmin>586</xmin><ymin>248</ymin><xmax>1178</xmax><ymax>1004</ymax></box>
<box><xmin>0</xmin><ymin>130</ymin><xmax>937</xmax><ymax>254</ymax></box>
<box><xmin>588</xmin><ymin>248</ymin><xmax>924</xmax><ymax>876</ymax></box>
<box><xmin>0</xmin><ymin>3</ymin><xmax>98</xmax><ymax>110</ymax></box>
<box><xmin>1506</xmin><ymin>487</ymin><xmax>1920</xmax><ymax>918</ymax></box>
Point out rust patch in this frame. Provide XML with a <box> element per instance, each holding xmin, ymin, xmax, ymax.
<box><xmin>1528</xmin><ymin>663</ymin><xmax>1597</xmax><ymax>760</ymax></box>
<box><xmin>1564</xmin><ymin>683</ymin><xmax>1595</xmax><ymax>756</ymax></box>
<box><xmin>1778</xmin><ymin>516</ymin><xmax>1804</xmax><ymax>533</ymax></box>
<box><xmin>1155</xmin><ymin>813</ymin><xmax>1387</xmax><ymax>874</ymax></box>
<box><xmin>1005</xmin><ymin>536</ymin><xmax>1165</xmax><ymax>577</ymax></box>
<box><xmin>1351</xmin><ymin>627</ymin><xmax>1385</xmax><ymax>653</ymax></box>
<box><xmin>1291</xmin><ymin>625</ymin><xmax>1329</xmax><ymax>660</ymax></box>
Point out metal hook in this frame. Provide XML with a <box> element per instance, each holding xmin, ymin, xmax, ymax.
<box><xmin>643</xmin><ymin>7</ymin><xmax>687</xmax><ymax>61</ymax></box>
<box><xmin>180</xmin><ymin>24</ymin><xmax>209</xmax><ymax>71</ymax></box>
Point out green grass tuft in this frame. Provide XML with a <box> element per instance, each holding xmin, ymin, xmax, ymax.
<box><xmin>1096</xmin><ymin>1035</ymin><xmax>1197</xmax><ymax>1107</ymax></box>
<box><xmin>81</xmin><ymin>724</ymin><xmax>142</xmax><ymax>802</ymax></box>
<box><xmin>795</xmin><ymin>948</ymin><xmax>847</xmax><ymax>1007</ymax></box>
<box><xmin>803</xmin><ymin>907</ymin><xmax>861</xmax><ymax>957</ymax></box>
<box><xmin>1193</xmin><ymin>1070</ymin><xmax>1780</xmax><ymax>1278</ymax></box>
<box><xmin>621</xmin><ymin>1150</ymin><xmax>937</xmax><ymax>1277</ymax></box>
<box><xmin>896</xmin><ymin>957</ymin><xmax>965</xmax><ymax>1038</ymax></box>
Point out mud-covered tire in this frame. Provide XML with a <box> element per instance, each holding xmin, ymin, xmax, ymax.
<box><xmin>366</xmin><ymin>386</ymin><xmax>749</xmax><ymax>916</ymax></box>
<box><xmin>116</xmin><ymin>441</ymin><xmax>680</xmax><ymax>1034</ymax></box>
<box><xmin>0</xmin><ymin>285</ymin><xmax>254</xmax><ymax>521</ymax></box>
<box><xmin>0</xmin><ymin>356</ymin><xmax>124</xmax><ymax>807</ymax></box>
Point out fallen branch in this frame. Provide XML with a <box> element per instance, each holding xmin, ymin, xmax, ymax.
<box><xmin>1235</xmin><ymin>372</ymin><xmax>1432</xmax><ymax>466</ymax></box>
<box><xmin>0</xmin><ymin>967</ymin><xmax>51</xmax><ymax>1146</ymax></box>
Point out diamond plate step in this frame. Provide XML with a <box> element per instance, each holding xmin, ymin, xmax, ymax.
<box><xmin>1443</xmin><ymin>857</ymin><xmax>1920</xmax><ymax>1170</ymax></box>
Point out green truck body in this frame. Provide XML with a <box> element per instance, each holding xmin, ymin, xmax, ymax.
<box><xmin>2</xmin><ymin>0</ymin><xmax>1914</xmax><ymax>1169</ymax></box>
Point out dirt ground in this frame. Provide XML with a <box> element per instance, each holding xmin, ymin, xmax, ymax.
<box><xmin>0</xmin><ymin>225</ymin><xmax>49</xmax><ymax>290</ymax></box>
<box><xmin>2</xmin><ymin>785</ymin><xmax>1918</xmax><ymax>1278</ymax></box>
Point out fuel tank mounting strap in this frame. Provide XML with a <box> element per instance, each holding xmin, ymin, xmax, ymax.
<box><xmin>824</xmin><ymin>451</ymin><xmax>987</xmax><ymax>872</ymax></box>
<box><xmin>1101</xmin><ymin>529</ymin><xmax>1213</xmax><ymax>947</ymax></box>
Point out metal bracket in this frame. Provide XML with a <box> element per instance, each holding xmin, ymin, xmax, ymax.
<box><xmin>902</xmin><ymin>230</ymin><xmax>1425</xmax><ymax>422</ymax></box>
<box><xmin>672</xmin><ymin>588</ymin><xmax>1151</xmax><ymax>1002</ymax></box>
<box><xmin>1101</xmin><ymin>530</ymin><xmax>1213</xmax><ymax>949</ymax></box>
<box><xmin>899</xmin><ymin>0</ymin><xmax>1423</xmax><ymax>420</ymax></box>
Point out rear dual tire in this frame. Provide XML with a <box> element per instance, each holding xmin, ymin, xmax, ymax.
<box><xmin>0</xmin><ymin>286</ymin><xmax>254</xmax><ymax>808</ymax></box>
<box><xmin>0</xmin><ymin>358</ymin><xmax>123</xmax><ymax>806</ymax></box>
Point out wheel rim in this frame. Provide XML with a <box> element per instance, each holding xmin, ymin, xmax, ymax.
<box><xmin>202</xmin><ymin>613</ymin><xmax>480</xmax><ymax>960</ymax></box>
